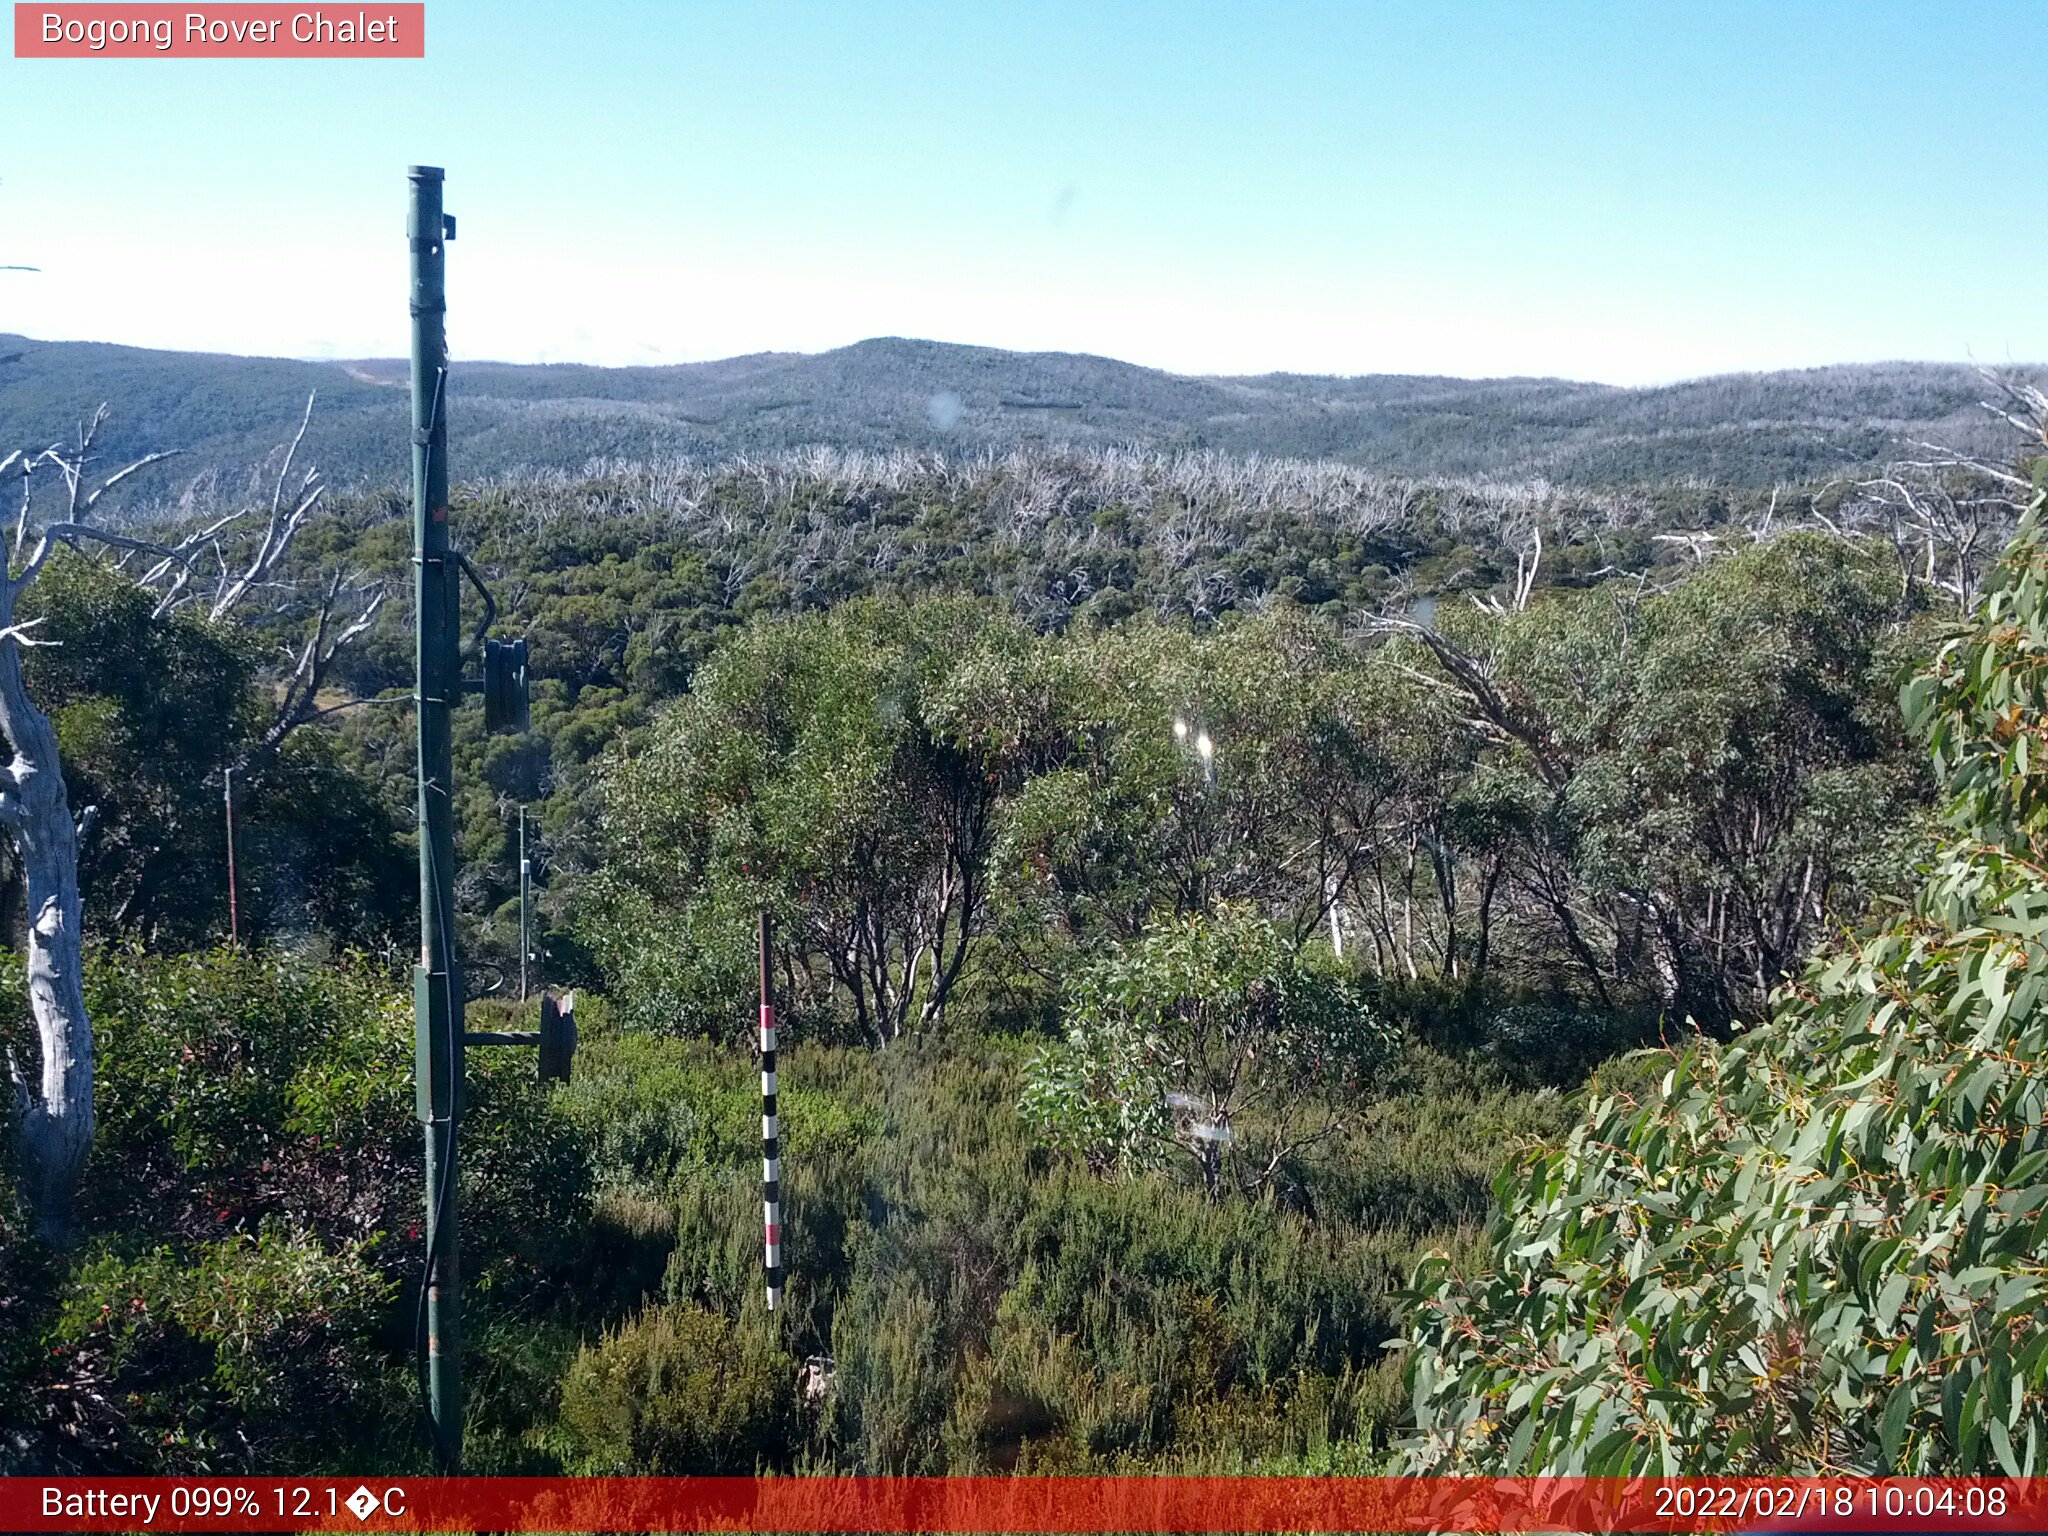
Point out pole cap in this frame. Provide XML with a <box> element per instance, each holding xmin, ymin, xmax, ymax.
<box><xmin>408</xmin><ymin>165</ymin><xmax>446</xmax><ymax>180</ymax></box>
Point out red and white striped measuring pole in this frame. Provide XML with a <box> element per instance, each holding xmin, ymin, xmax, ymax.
<box><xmin>759</xmin><ymin>910</ymin><xmax>783</xmax><ymax>1311</ymax></box>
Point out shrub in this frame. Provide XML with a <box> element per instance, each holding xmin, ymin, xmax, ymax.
<box><xmin>1022</xmin><ymin>906</ymin><xmax>1398</xmax><ymax>1199</ymax></box>
<box><xmin>557</xmin><ymin>1303</ymin><xmax>796</xmax><ymax>1473</ymax></box>
<box><xmin>554</xmin><ymin>1031</ymin><xmax>882</xmax><ymax>1192</ymax></box>
<box><xmin>83</xmin><ymin>946</ymin><xmax>415</xmax><ymax>1240</ymax></box>
<box><xmin>1481</xmin><ymin>1000</ymin><xmax>1644</xmax><ymax>1088</ymax></box>
<box><xmin>13</xmin><ymin>948</ymin><xmax>597</xmax><ymax>1474</ymax></box>
<box><xmin>78</xmin><ymin>947</ymin><xmax>592</xmax><ymax>1279</ymax></box>
<box><xmin>51</xmin><ymin>1226</ymin><xmax>406</xmax><ymax>1472</ymax></box>
<box><xmin>0</xmin><ymin>1171</ymin><xmax>57</xmax><ymax>1472</ymax></box>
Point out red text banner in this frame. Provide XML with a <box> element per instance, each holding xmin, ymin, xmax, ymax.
<box><xmin>2</xmin><ymin>1476</ymin><xmax>2045</xmax><ymax>1533</ymax></box>
<box><xmin>14</xmin><ymin>4</ymin><xmax>424</xmax><ymax>57</ymax></box>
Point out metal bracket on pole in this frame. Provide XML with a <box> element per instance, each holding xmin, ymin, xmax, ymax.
<box><xmin>463</xmin><ymin>992</ymin><xmax>576</xmax><ymax>1083</ymax></box>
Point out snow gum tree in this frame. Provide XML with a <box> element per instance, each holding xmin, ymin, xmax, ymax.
<box><xmin>3</xmin><ymin>400</ymin><xmax>377</xmax><ymax>1243</ymax></box>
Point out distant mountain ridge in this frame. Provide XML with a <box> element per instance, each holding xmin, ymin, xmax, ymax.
<box><xmin>0</xmin><ymin>332</ymin><xmax>2027</xmax><ymax>496</ymax></box>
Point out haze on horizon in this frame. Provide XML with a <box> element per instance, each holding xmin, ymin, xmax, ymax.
<box><xmin>2</xmin><ymin>1</ymin><xmax>2040</xmax><ymax>388</ymax></box>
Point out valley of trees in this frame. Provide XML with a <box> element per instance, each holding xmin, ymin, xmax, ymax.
<box><xmin>0</xmin><ymin>386</ymin><xmax>2042</xmax><ymax>1477</ymax></box>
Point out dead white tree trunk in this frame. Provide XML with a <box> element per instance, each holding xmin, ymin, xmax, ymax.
<box><xmin>0</xmin><ymin>569</ymin><xmax>90</xmax><ymax>1242</ymax></box>
<box><xmin>0</xmin><ymin>418</ymin><xmax>181</xmax><ymax>1243</ymax></box>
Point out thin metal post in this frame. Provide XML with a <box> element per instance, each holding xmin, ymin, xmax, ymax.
<box><xmin>518</xmin><ymin>806</ymin><xmax>530</xmax><ymax>1003</ymax></box>
<box><xmin>222</xmin><ymin>766</ymin><xmax>238</xmax><ymax>943</ymax></box>
<box><xmin>409</xmin><ymin>163</ymin><xmax>463</xmax><ymax>1473</ymax></box>
<box><xmin>760</xmin><ymin>910</ymin><xmax>782</xmax><ymax>1311</ymax></box>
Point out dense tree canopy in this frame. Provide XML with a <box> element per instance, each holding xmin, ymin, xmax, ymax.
<box><xmin>591</xmin><ymin>539</ymin><xmax>1932</xmax><ymax>1055</ymax></box>
<box><xmin>1401</xmin><ymin>495</ymin><xmax>2048</xmax><ymax>1476</ymax></box>
<box><xmin>220</xmin><ymin>444</ymin><xmax>1995</xmax><ymax>1007</ymax></box>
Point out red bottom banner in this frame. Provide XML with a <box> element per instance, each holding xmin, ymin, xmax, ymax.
<box><xmin>4</xmin><ymin>1476</ymin><xmax>2047</xmax><ymax>1534</ymax></box>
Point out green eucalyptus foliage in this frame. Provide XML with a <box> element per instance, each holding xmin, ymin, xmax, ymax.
<box><xmin>987</xmin><ymin>612</ymin><xmax>1417</xmax><ymax>956</ymax></box>
<box><xmin>591</xmin><ymin>596</ymin><xmax>1037</xmax><ymax>1045</ymax></box>
<box><xmin>21</xmin><ymin>553</ymin><xmax>254</xmax><ymax>943</ymax></box>
<box><xmin>591</xmin><ymin>538</ymin><xmax>1927</xmax><ymax>1053</ymax></box>
<box><xmin>15</xmin><ymin>554</ymin><xmax>410</xmax><ymax>948</ymax></box>
<box><xmin>1022</xmin><ymin>906</ymin><xmax>1397</xmax><ymax>1199</ymax></box>
<box><xmin>1400</xmin><ymin>500</ymin><xmax>2048</xmax><ymax>1475</ymax></box>
<box><xmin>277</xmin><ymin>454</ymin><xmax>1946</xmax><ymax>1012</ymax></box>
<box><xmin>1431</xmin><ymin>532</ymin><xmax>1929</xmax><ymax>1025</ymax></box>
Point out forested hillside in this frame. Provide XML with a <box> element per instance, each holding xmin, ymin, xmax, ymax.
<box><xmin>0</xmin><ymin>395</ymin><xmax>2039</xmax><ymax>1475</ymax></box>
<box><xmin>0</xmin><ymin>332</ymin><xmax>2028</xmax><ymax>492</ymax></box>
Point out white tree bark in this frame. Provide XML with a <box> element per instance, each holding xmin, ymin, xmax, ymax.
<box><xmin>0</xmin><ymin>573</ymin><xmax>91</xmax><ymax>1244</ymax></box>
<box><xmin>0</xmin><ymin>422</ymin><xmax>179</xmax><ymax>1243</ymax></box>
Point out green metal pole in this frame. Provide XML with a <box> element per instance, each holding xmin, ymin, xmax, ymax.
<box><xmin>519</xmin><ymin>806</ymin><xmax>529</xmax><ymax>1003</ymax></box>
<box><xmin>409</xmin><ymin>164</ymin><xmax>463</xmax><ymax>1473</ymax></box>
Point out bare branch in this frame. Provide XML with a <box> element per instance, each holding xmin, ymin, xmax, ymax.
<box><xmin>271</xmin><ymin>391</ymin><xmax>315</xmax><ymax>524</ymax></box>
<box><xmin>61</xmin><ymin>405</ymin><xmax>109</xmax><ymax>519</ymax></box>
<box><xmin>298</xmin><ymin>692</ymin><xmax>411</xmax><ymax>726</ymax></box>
<box><xmin>1358</xmin><ymin>613</ymin><xmax>1569</xmax><ymax>788</ymax></box>
<box><xmin>4</xmin><ymin>449</ymin><xmax>24</xmax><ymax>563</ymax></box>
<box><xmin>17</xmin><ymin>522</ymin><xmax>189</xmax><ymax>591</ymax></box>
<box><xmin>0</xmin><ymin>617</ymin><xmax>55</xmax><ymax>648</ymax></box>
<box><xmin>78</xmin><ymin>450</ymin><xmax>182</xmax><ymax>516</ymax></box>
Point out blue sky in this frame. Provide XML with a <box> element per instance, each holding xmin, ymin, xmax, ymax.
<box><xmin>0</xmin><ymin>1</ymin><xmax>2036</xmax><ymax>383</ymax></box>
